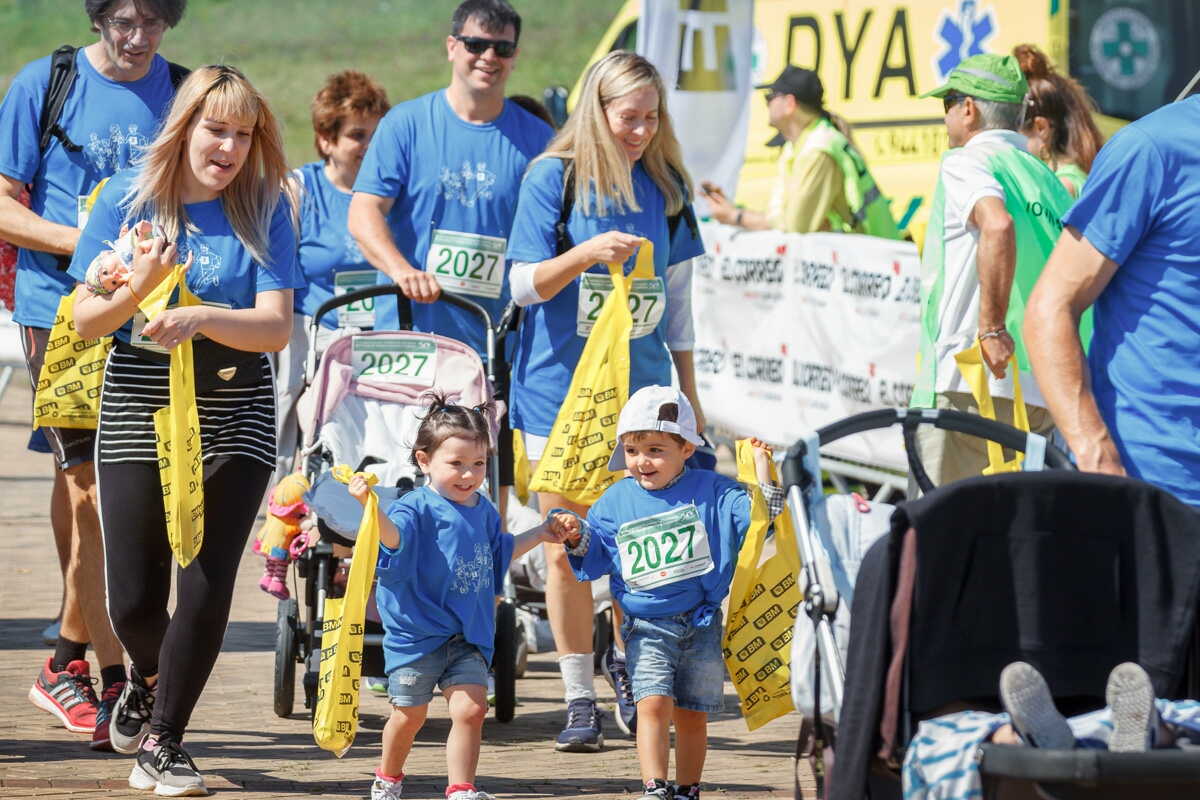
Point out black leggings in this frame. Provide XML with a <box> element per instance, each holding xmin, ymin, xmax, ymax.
<box><xmin>97</xmin><ymin>456</ymin><xmax>271</xmax><ymax>740</ymax></box>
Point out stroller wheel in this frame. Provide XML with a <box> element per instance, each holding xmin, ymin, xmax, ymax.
<box><xmin>274</xmin><ymin>597</ymin><xmax>299</xmax><ymax>718</ymax></box>
<box><xmin>493</xmin><ymin>601</ymin><xmax>518</xmax><ymax>722</ymax></box>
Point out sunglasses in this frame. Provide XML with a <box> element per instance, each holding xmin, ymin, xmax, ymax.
<box><xmin>943</xmin><ymin>92</ymin><xmax>969</xmax><ymax>113</ymax></box>
<box><xmin>454</xmin><ymin>35</ymin><xmax>517</xmax><ymax>58</ymax></box>
<box><xmin>765</xmin><ymin>91</ymin><xmax>783</xmax><ymax>102</ymax></box>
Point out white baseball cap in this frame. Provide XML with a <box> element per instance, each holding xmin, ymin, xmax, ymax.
<box><xmin>607</xmin><ymin>385</ymin><xmax>705</xmax><ymax>472</ymax></box>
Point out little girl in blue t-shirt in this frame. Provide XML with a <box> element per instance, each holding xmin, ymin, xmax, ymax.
<box><xmin>348</xmin><ymin>391</ymin><xmax>579</xmax><ymax>800</ymax></box>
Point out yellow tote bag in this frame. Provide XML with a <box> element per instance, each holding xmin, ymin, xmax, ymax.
<box><xmin>139</xmin><ymin>264</ymin><xmax>205</xmax><ymax>568</ymax></box>
<box><xmin>33</xmin><ymin>292</ymin><xmax>113</xmax><ymax>430</ymax></box>
<box><xmin>954</xmin><ymin>340</ymin><xmax>1029</xmax><ymax>474</ymax></box>
<box><xmin>528</xmin><ymin>241</ymin><xmax>652</xmax><ymax>506</ymax></box>
<box><xmin>313</xmin><ymin>466</ymin><xmax>380</xmax><ymax>757</ymax></box>
<box><xmin>723</xmin><ymin>439</ymin><xmax>801</xmax><ymax>731</ymax></box>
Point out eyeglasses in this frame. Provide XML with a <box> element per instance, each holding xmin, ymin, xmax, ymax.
<box><xmin>765</xmin><ymin>91</ymin><xmax>783</xmax><ymax>102</ymax></box>
<box><xmin>942</xmin><ymin>92</ymin><xmax>969</xmax><ymax>113</ymax></box>
<box><xmin>454</xmin><ymin>35</ymin><xmax>517</xmax><ymax>59</ymax></box>
<box><xmin>107</xmin><ymin>17</ymin><xmax>167</xmax><ymax>36</ymax></box>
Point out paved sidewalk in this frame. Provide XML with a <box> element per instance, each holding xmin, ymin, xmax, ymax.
<box><xmin>0</xmin><ymin>372</ymin><xmax>812</xmax><ymax>799</ymax></box>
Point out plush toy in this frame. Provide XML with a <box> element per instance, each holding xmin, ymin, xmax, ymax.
<box><xmin>252</xmin><ymin>472</ymin><xmax>311</xmax><ymax>600</ymax></box>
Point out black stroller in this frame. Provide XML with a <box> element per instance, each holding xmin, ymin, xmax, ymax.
<box><xmin>782</xmin><ymin>408</ymin><xmax>1200</xmax><ymax>799</ymax></box>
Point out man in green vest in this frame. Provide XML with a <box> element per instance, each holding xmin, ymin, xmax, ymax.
<box><xmin>701</xmin><ymin>66</ymin><xmax>901</xmax><ymax>239</ymax></box>
<box><xmin>910</xmin><ymin>54</ymin><xmax>1073</xmax><ymax>486</ymax></box>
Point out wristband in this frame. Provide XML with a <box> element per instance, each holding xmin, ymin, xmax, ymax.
<box><xmin>735</xmin><ymin>209</ymin><xmax>744</xmax><ymax>227</ymax></box>
<box><xmin>978</xmin><ymin>329</ymin><xmax>1007</xmax><ymax>341</ymax></box>
<box><xmin>127</xmin><ymin>281</ymin><xmax>143</xmax><ymax>305</ymax></box>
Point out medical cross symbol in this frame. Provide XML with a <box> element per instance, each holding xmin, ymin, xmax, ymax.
<box><xmin>933</xmin><ymin>0</ymin><xmax>997</xmax><ymax>80</ymax></box>
<box><xmin>1102</xmin><ymin>21</ymin><xmax>1149</xmax><ymax>76</ymax></box>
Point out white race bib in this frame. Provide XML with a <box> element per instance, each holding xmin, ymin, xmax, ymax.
<box><xmin>351</xmin><ymin>335</ymin><xmax>437</xmax><ymax>386</ymax></box>
<box><xmin>333</xmin><ymin>270</ymin><xmax>377</xmax><ymax>328</ymax></box>
<box><xmin>576</xmin><ymin>274</ymin><xmax>666</xmax><ymax>339</ymax></box>
<box><xmin>617</xmin><ymin>504</ymin><xmax>713</xmax><ymax>591</ymax></box>
<box><xmin>426</xmin><ymin>230</ymin><xmax>506</xmax><ymax>299</ymax></box>
<box><xmin>77</xmin><ymin>196</ymin><xmax>91</xmax><ymax>230</ymax></box>
<box><xmin>130</xmin><ymin>301</ymin><xmax>231</xmax><ymax>353</ymax></box>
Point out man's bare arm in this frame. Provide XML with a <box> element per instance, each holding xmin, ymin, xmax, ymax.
<box><xmin>1023</xmin><ymin>225</ymin><xmax>1123</xmax><ymax>475</ymax></box>
<box><xmin>347</xmin><ymin>191</ymin><xmax>441</xmax><ymax>303</ymax></box>
<box><xmin>0</xmin><ymin>173</ymin><xmax>80</xmax><ymax>255</ymax></box>
<box><xmin>970</xmin><ymin>196</ymin><xmax>1016</xmax><ymax>378</ymax></box>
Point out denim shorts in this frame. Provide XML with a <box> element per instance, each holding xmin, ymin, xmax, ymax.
<box><xmin>387</xmin><ymin>634</ymin><xmax>488</xmax><ymax>707</ymax></box>
<box><xmin>621</xmin><ymin>608</ymin><xmax>726</xmax><ymax>713</ymax></box>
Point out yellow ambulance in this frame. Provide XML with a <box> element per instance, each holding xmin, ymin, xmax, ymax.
<box><xmin>570</xmin><ymin>0</ymin><xmax>1197</xmax><ymax>233</ymax></box>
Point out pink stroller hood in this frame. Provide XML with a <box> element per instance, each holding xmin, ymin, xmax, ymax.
<box><xmin>297</xmin><ymin>330</ymin><xmax>500</xmax><ymax>448</ymax></box>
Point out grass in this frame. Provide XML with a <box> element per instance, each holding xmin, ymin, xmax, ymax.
<box><xmin>0</xmin><ymin>0</ymin><xmax>625</xmax><ymax>167</ymax></box>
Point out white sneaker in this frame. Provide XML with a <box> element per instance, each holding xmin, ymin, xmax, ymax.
<box><xmin>371</xmin><ymin>775</ymin><xmax>403</xmax><ymax>800</ymax></box>
<box><xmin>128</xmin><ymin>740</ymin><xmax>207</xmax><ymax>797</ymax></box>
<box><xmin>1107</xmin><ymin>662</ymin><xmax>1158</xmax><ymax>752</ymax></box>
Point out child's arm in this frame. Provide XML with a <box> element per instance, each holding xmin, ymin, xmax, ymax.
<box><xmin>749</xmin><ymin>437</ymin><xmax>787</xmax><ymax>520</ymax></box>
<box><xmin>510</xmin><ymin>511</ymin><xmax>582</xmax><ymax>562</ymax></box>
<box><xmin>347</xmin><ymin>475</ymin><xmax>401</xmax><ymax>550</ymax></box>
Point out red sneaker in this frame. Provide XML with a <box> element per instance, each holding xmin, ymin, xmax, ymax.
<box><xmin>91</xmin><ymin>680</ymin><xmax>125</xmax><ymax>751</ymax></box>
<box><xmin>27</xmin><ymin>657</ymin><xmax>99</xmax><ymax>733</ymax></box>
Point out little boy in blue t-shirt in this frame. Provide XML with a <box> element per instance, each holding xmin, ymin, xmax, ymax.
<box><xmin>561</xmin><ymin>386</ymin><xmax>780</xmax><ymax>800</ymax></box>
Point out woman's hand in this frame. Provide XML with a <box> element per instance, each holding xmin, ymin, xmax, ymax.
<box><xmin>129</xmin><ymin>236</ymin><xmax>191</xmax><ymax>303</ymax></box>
<box><xmin>142</xmin><ymin>304</ymin><xmax>211</xmax><ymax>350</ymax></box>
<box><xmin>580</xmin><ymin>231</ymin><xmax>642</xmax><ymax>266</ymax></box>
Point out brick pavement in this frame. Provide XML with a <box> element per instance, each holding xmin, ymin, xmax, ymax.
<box><xmin>0</xmin><ymin>372</ymin><xmax>814</xmax><ymax>799</ymax></box>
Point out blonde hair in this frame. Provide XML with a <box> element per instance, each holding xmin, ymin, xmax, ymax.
<box><xmin>536</xmin><ymin>51</ymin><xmax>691</xmax><ymax>217</ymax></box>
<box><xmin>126</xmin><ymin>64</ymin><xmax>292</xmax><ymax>266</ymax></box>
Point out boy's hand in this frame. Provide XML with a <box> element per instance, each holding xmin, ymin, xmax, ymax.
<box><xmin>347</xmin><ymin>475</ymin><xmax>372</xmax><ymax>507</ymax></box>
<box><xmin>749</xmin><ymin>437</ymin><xmax>776</xmax><ymax>485</ymax></box>
<box><xmin>545</xmin><ymin>511</ymin><xmax>582</xmax><ymax>546</ymax></box>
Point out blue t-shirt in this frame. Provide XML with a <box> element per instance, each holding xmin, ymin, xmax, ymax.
<box><xmin>0</xmin><ymin>50</ymin><xmax>176</xmax><ymax>329</ymax></box>
<box><xmin>293</xmin><ymin>161</ymin><xmax>370</xmax><ymax>329</ymax></box>
<box><xmin>506</xmin><ymin>157</ymin><xmax>706</xmax><ymax>436</ymax></box>
<box><xmin>353</xmin><ymin>91</ymin><xmax>553</xmax><ymax>355</ymax></box>
<box><xmin>570</xmin><ymin>469</ymin><xmax>750</xmax><ymax>624</ymax></box>
<box><xmin>375</xmin><ymin>486</ymin><xmax>515</xmax><ymax>672</ymax></box>
<box><xmin>67</xmin><ymin>169</ymin><xmax>304</xmax><ymax>344</ymax></box>
<box><xmin>1062</xmin><ymin>97</ymin><xmax>1200</xmax><ymax>509</ymax></box>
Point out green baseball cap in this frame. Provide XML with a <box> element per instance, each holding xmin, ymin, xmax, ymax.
<box><xmin>921</xmin><ymin>54</ymin><xmax>1029</xmax><ymax>103</ymax></box>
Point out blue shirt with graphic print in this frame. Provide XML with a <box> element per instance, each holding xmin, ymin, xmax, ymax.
<box><xmin>376</xmin><ymin>485</ymin><xmax>515</xmax><ymax>673</ymax></box>
<box><xmin>352</xmin><ymin>91</ymin><xmax>553</xmax><ymax>355</ymax></box>
<box><xmin>294</xmin><ymin>161</ymin><xmax>370</xmax><ymax>329</ymax></box>
<box><xmin>0</xmin><ymin>50</ymin><xmax>176</xmax><ymax>329</ymax></box>
<box><xmin>67</xmin><ymin>169</ymin><xmax>304</xmax><ymax>344</ymax></box>
<box><xmin>505</xmin><ymin>157</ymin><xmax>706</xmax><ymax>436</ymax></box>
<box><xmin>570</xmin><ymin>469</ymin><xmax>750</xmax><ymax>625</ymax></box>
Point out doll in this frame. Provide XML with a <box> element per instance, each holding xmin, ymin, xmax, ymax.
<box><xmin>83</xmin><ymin>220</ymin><xmax>159</xmax><ymax>295</ymax></box>
<box><xmin>252</xmin><ymin>472</ymin><xmax>312</xmax><ymax>600</ymax></box>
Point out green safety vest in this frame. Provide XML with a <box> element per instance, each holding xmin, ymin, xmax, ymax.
<box><xmin>800</xmin><ymin>117</ymin><xmax>903</xmax><ymax>240</ymax></box>
<box><xmin>912</xmin><ymin>142</ymin><xmax>1089</xmax><ymax>408</ymax></box>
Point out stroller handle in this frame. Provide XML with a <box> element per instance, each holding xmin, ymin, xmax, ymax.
<box><xmin>780</xmin><ymin>408</ymin><xmax>1074</xmax><ymax>494</ymax></box>
<box><xmin>309</xmin><ymin>285</ymin><xmax>498</xmax><ymax>382</ymax></box>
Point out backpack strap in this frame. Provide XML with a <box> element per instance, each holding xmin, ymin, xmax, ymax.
<box><xmin>666</xmin><ymin>167</ymin><xmax>700</xmax><ymax>244</ymax></box>
<box><xmin>554</xmin><ymin>159</ymin><xmax>576</xmax><ymax>257</ymax></box>
<box><xmin>167</xmin><ymin>61</ymin><xmax>190</xmax><ymax>91</ymax></box>
<box><xmin>39</xmin><ymin>45</ymin><xmax>83</xmax><ymax>153</ymax></box>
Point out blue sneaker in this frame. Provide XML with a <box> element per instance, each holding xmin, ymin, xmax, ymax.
<box><xmin>602</xmin><ymin>643</ymin><xmax>637</xmax><ymax>736</ymax></box>
<box><xmin>555</xmin><ymin>697</ymin><xmax>603</xmax><ymax>752</ymax></box>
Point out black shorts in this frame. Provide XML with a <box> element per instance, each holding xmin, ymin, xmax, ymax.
<box><xmin>21</xmin><ymin>325</ymin><xmax>96</xmax><ymax>470</ymax></box>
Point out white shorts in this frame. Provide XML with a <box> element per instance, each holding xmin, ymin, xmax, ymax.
<box><xmin>522</xmin><ymin>431</ymin><xmax>550</xmax><ymax>463</ymax></box>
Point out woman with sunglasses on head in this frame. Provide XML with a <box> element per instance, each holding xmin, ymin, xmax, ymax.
<box><xmin>505</xmin><ymin>50</ymin><xmax>706</xmax><ymax>757</ymax></box>
<box><xmin>70</xmin><ymin>64</ymin><xmax>302</xmax><ymax>796</ymax></box>
<box><xmin>1014</xmin><ymin>44</ymin><xmax>1105</xmax><ymax>199</ymax></box>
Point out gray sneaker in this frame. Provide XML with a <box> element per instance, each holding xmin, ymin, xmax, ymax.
<box><xmin>1107</xmin><ymin>662</ymin><xmax>1158</xmax><ymax>753</ymax></box>
<box><xmin>999</xmin><ymin>662</ymin><xmax>1074</xmax><ymax>750</ymax></box>
<box><xmin>128</xmin><ymin>740</ymin><xmax>207</xmax><ymax>797</ymax></box>
<box><xmin>110</xmin><ymin>676</ymin><xmax>155</xmax><ymax>754</ymax></box>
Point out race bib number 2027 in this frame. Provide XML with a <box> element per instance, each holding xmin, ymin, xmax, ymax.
<box><xmin>617</xmin><ymin>504</ymin><xmax>713</xmax><ymax>591</ymax></box>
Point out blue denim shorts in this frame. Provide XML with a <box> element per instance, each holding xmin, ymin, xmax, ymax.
<box><xmin>387</xmin><ymin>634</ymin><xmax>488</xmax><ymax>707</ymax></box>
<box><xmin>621</xmin><ymin>608</ymin><xmax>726</xmax><ymax>713</ymax></box>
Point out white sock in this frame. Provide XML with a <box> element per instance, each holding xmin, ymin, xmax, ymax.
<box><xmin>558</xmin><ymin>652</ymin><xmax>597</xmax><ymax>702</ymax></box>
<box><xmin>613</xmin><ymin>645</ymin><xmax>625</xmax><ymax>661</ymax></box>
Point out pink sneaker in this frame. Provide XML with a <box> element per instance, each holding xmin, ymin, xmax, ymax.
<box><xmin>28</xmin><ymin>657</ymin><xmax>99</xmax><ymax>733</ymax></box>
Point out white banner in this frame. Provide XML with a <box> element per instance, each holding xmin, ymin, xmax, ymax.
<box><xmin>692</xmin><ymin>223</ymin><xmax>921</xmax><ymax>472</ymax></box>
<box><xmin>638</xmin><ymin>0</ymin><xmax>755</xmax><ymax>202</ymax></box>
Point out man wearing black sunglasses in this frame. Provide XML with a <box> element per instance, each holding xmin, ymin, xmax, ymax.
<box><xmin>910</xmin><ymin>54</ymin><xmax>1073</xmax><ymax>488</ymax></box>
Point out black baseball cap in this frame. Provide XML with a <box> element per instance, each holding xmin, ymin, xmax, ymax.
<box><xmin>756</xmin><ymin>65</ymin><xmax>825</xmax><ymax>108</ymax></box>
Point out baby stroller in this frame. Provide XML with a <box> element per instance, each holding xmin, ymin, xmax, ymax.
<box><xmin>781</xmin><ymin>408</ymin><xmax>1200</xmax><ymax>799</ymax></box>
<box><xmin>272</xmin><ymin>285</ymin><xmax>524</xmax><ymax>722</ymax></box>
